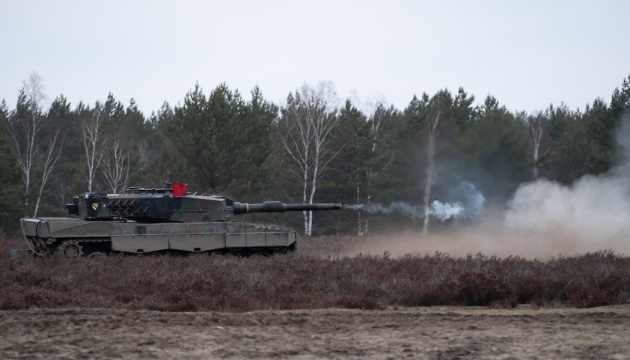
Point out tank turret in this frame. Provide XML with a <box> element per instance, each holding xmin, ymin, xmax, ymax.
<box><xmin>21</xmin><ymin>183</ymin><xmax>341</xmax><ymax>257</ymax></box>
<box><xmin>66</xmin><ymin>183</ymin><xmax>341</xmax><ymax>223</ymax></box>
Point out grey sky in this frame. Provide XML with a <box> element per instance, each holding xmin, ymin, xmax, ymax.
<box><xmin>1</xmin><ymin>0</ymin><xmax>628</xmax><ymax>116</ymax></box>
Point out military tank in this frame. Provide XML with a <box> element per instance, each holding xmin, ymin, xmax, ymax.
<box><xmin>20</xmin><ymin>183</ymin><xmax>341</xmax><ymax>257</ymax></box>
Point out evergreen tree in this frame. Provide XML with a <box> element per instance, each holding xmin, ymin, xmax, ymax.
<box><xmin>162</xmin><ymin>83</ymin><xmax>210</xmax><ymax>189</ymax></box>
<box><xmin>546</xmin><ymin>103</ymin><xmax>580</xmax><ymax>182</ymax></box>
<box><xmin>319</xmin><ymin>99</ymin><xmax>371</xmax><ymax>234</ymax></box>
<box><xmin>459</xmin><ymin>96</ymin><xmax>529</xmax><ymax>202</ymax></box>
<box><xmin>362</xmin><ymin>104</ymin><xmax>404</xmax><ymax>232</ymax></box>
<box><xmin>104</xmin><ymin>92</ymin><xmax>125</xmax><ymax>124</ymax></box>
<box><xmin>583</xmin><ymin>98</ymin><xmax>611</xmax><ymax>174</ymax></box>
<box><xmin>452</xmin><ymin>87</ymin><xmax>477</xmax><ymax>131</ymax></box>
<box><xmin>549</xmin><ymin>97</ymin><xmax>613</xmax><ymax>184</ymax></box>
<box><xmin>368</xmin><ymin>105</ymin><xmax>406</xmax><ymax>206</ymax></box>
<box><xmin>230</xmin><ymin>86</ymin><xmax>278</xmax><ymax>200</ymax></box>
<box><xmin>161</xmin><ymin>83</ymin><xmax>276</xmax><ymax>196</ymax></box>
<box><xmin>123</xmin><ymin>98</ymin><xmax>149</xmax><ymax>139</ymax></box>
<box><xmin>43</xmin><ymin>95</ymin><xmax>77</xmax><ymax>212</ymax></box>
<box><xmin>608</xmin><ymin>75</ymin><xmax>630</xmax><ymax>165</ymax></box>
<box><xmin>152</xmin><ymin>101</ymin><xmax>186</xmax><ymax>185</ymax></box>
<box><xmin>0</xmin><ymin>101</ymin><xmax>25</xmax><ymax>234</ymax></box>
<box><xmin>204</xmin><ymin>84</ymin><xmax>247</xmax><ymax>193</ymax></box>
<box><xmin>552</xmin><ymin>118</ymin><xmax>591</xmax><ymax>184</ymax></box>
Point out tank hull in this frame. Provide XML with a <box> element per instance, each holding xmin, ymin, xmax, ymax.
<box><xmin>21</xmin><ymin>217</ymin><xmax>298</xmax><ymax>257</ymax></box>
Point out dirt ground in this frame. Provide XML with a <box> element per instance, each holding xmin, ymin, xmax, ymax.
<box><xmin>1</xmin><ymin>305</ymin><xmax>629</xmax><ymax>359</ymax></box>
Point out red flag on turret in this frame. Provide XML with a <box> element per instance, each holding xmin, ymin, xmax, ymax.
<box><xmin>172</xmin><ymin>182</ymin><xmax>187</xmax><ymax>197</ymax></box>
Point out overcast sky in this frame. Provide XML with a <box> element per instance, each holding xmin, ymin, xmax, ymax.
<box><xmin>1</xmin><ymin>0</ymin><xmax>628</xmax><ymax>117</ymax></box>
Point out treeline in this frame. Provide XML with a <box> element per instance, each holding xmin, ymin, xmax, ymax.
<box><xmin>1</xmin><ymin>74</ymin><xmax>629</xmax><ymax>236</ymax></box>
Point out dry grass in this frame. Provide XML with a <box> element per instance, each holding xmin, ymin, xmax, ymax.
<box><xmin>1</xmin><ymin>236</ymin><xmax>629</xmax><ymax>311</ymax></box>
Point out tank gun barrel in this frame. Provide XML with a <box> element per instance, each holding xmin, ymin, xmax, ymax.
<box><xmin>233</xmin><ymin>201</ymin><xmax>341</xmax><ymax>215</ymax></box>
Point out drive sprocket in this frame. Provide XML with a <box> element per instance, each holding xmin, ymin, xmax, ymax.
<box><xmin>57</xmin><ymin>240</ymin><xmax>84</xmax><ymax>258</ymax></box>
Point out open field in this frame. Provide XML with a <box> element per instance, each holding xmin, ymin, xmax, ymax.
<box><xmin>1</xmin><ymin>306</ymin><xmax>630</xmax><ymax>359</ymax></box>
<box><xmin>2</xmin><ymin>235</ymin><xmax>630</xmax><ymax>358</ymax></box>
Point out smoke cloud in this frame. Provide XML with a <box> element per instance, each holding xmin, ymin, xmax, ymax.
<box><xmin>335</xmin><ymin>116</ymin><xmax>630</xmax><ymax>259</ymax></box>
<box><xmin>505</xmin><ymin>115</ymin><xmax>630</xmax><ymax>243</ymax></box>
<box><xmin>344</xmin><ymin>181</ymin><xmax>485</xmax><ymax>222</ymax></box>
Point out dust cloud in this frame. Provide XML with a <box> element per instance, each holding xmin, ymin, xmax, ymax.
<box><xmin>339</xmin><ymin>116</ymin><xmax>630</xmax><ymax>259</ymax></box>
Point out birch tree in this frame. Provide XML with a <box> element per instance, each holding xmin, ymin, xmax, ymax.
<box><xmin>362</xmin><ymin>101</ymin><xmax>391</xmax><ymax>235</ymax></box>
<box><xmin>404</xmin><ymin>90</ymin><xmax>452</xmax><ymax>234</ymax></box>
<box><xmin>137</xmin><ymin>139</ymin><xmax>155</xmax><ymax>173</ymax></box>
<box><xmin>32</xmin><ymin>128</ymin><xmax>63</xmax><ymax>217</ymax></box>
<box><xmin>526</xmin><ymin>112</ymin><xmax>550</xmax><ymax>179</ymax></box>
<box><xmin>3</xmin><ymin>72</ymin><xmax>63</xmax><ymax>217</ymax></box>
<box><xmin>278</xmin><ymin>82</ymin><xmax>341</xmax><ymax>235</ymax></box>
<box><xmin>101</xmin><ymin>135</ymin><xmax>131</xmax><ymax>193</ymax></box>
<box><xmin>81</xmin><ymin>103</ymin><xmax>107</xmax><ymax>192</ymax></box>
<box><xmin>422</xmin><ymin>109</ymin><xmax>441</xmax><ymax>234</ymax></box>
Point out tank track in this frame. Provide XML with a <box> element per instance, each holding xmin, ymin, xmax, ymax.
<box><xmin>26</xmin><ymin>236</ymin><xmax>112</xmax><ymax>258</ymax></box>
<box><xmin>56</xmin><ymin>237</ymin><xmax>112</xmax><ymax>258</ymax></box>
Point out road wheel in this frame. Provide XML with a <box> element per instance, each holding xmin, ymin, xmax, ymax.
<box><xmin>57</xmin><ymin>240</ymin><xmax>84</xmax><ymax>258</ymax></box>
<box><xmin>87</xmin><ymin>251</ymin><xmax>106</xmax><ymax>259</ymax></box>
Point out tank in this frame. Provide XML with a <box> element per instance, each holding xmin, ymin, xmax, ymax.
<box><xmin>20</xmin><ymin>183</ymin><xmax>341</xmax><ymax>257</ymax></box>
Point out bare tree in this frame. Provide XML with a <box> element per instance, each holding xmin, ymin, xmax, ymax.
<box><xmin>3</xmin><ymin>72</ymin><xmax>63</xmax><ymax>217</ymax></box>
<box><xmin>81</xmin><ymin>103</ymin><xmax>106</xmax><ymax>192</ymax></box>
<box><xmin>101</xmin><ymin>136</ymin><xmax>131</xmax><ymax>193</ymax></box>
<box><xmin>362</xmin><ymin>98</ymin><xmax>392</xmax><ymax>235</ymax></box>
<box><xmin>137</xmin><ymin>139</ymin><xmax>156</xmax><ymax>172</ymax></box>
<box><xmin>33</xmin><ymin>128</ymin><xmax>63</xmax><ymax>216</ymax></box>
<box><xmin>527</xmin><ymin>112</ymin><xmax>551</xmax><ymax>179</ymax></box>
<box><xmin>422</xmin><ymin>110</ymin><xmax>441</xmax><ymax>235</ymax></box>
<box><xmin>278</xmin><ymin>82</ymin><xmax>341</xmax><ymax>236</ymax></box>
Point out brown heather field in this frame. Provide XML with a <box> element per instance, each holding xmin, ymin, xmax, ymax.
<box><xmin>2</xmin><ymin>235</ymin><xmax>630</xmax><ymax>311</ymax></box>
<box><xmin>2</xmin><ymin>235</ymin><xmax>630</xmax><ymax>359</ymax></box>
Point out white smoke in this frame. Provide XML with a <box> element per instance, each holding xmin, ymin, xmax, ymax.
<box><xmin>504</xmin><ymin>115</ymin><xmax>630</xmax><ymax>243</ymax></box>
<box><xmin>345</xmin><ymin>181</ymin><xmax>485</xmax><ymax>222</ymax></box>
<box><xmin>334</xmin><ymin>118</ymin><xmax>630</xmax><ymax>259</ymax></box>
<box><xmin>451</xmin><ymin>181</ymin><xmax>486</xmax><ymax>218</ymax></box>
<box><xmin>430</xmin><ymin>201</ymin><xmax>465</xmax><ymax>221</ymax></box>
